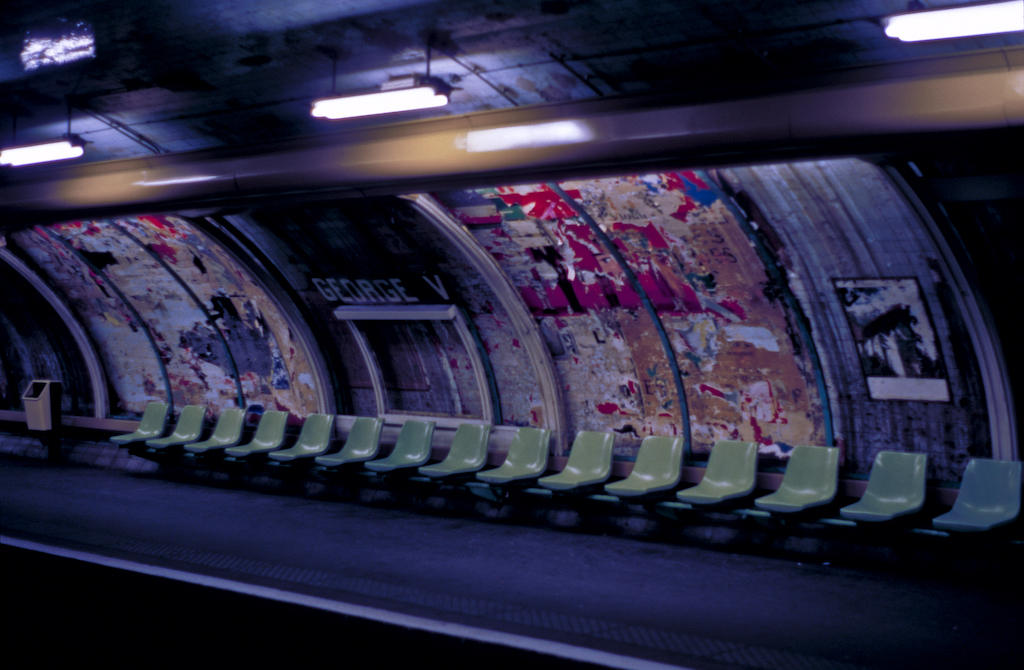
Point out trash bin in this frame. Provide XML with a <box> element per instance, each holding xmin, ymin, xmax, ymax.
<box><xmin>23</xmin><ymin>379</ymin><xmax>62</xmax><ymax>432</ymax></box>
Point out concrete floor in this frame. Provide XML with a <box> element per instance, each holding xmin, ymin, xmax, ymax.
<box><xmin>2</xmin><ymin>438</ymin><xmax>1022</xmax><ymax>670</ymax></box>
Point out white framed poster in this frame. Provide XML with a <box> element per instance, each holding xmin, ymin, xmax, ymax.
<box><xmin>834</xmin><ymin>278</ymin><xmax>950</xmax><ymax>402</ymax></box>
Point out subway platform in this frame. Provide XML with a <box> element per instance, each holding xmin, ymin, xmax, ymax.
<box><xmin>2</xmin><ymin>432</ymin><xmax>1022</xmax><ymax>670</ymax></box>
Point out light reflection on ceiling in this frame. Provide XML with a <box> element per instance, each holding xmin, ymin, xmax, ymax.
<box><xmin>20</xmin><ymin>19</ymin><xmax>95</xmax><ymax>72</ymax></box>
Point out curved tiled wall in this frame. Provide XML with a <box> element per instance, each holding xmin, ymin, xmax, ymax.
<box><xmin>4</xmin><ymin>215</ymin><xmax>322</xmax><ymax>419</ymax></box>
<box><xmin>0</xmin><ymin>158</ymin><xmax>1005</xmax><ymax>480</ymax></box>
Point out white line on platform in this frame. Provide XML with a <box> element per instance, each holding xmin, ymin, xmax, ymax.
<box><xmin>3</xmin><ymin>535</ymin><xmax>693</xmax><ymax>670</ymax></box>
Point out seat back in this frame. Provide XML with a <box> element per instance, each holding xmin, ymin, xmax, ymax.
<box><xmin>703</xmin><ymin>440</ymin><xmax>759</xmax><ymax>490</ymax></box>
<box><xmin>440</xmin><ymin>423</ymin><xmax>492</xmax><ymax>470</ymax></box>
<box><xmin>337</xmin><ymin>417</ymin><xmax>384</xmax><ymax>460</ymax></box>
<box><xmin>290</xmin><ymin>413</ymin><xmax>334</xmax><ymax>455</ymax></box>
<box><xmin>538</xmin><ymin>431</ymin><xmax>615</xmax><ymax>490</ymax></box>
<box><xmin>774</xmin><ymin>445</ymin><xmax>839</xmax><ymax>502</ymax></box>
<box><xmin>629</xmin><ymin>435</ymin><xmax>684</xmax><ymax>486</ymax></box>
<box><xmin>861</xmin><ymin>451</ymin><xmax>927</xmax><ymax>509</ymax></box>
<box><xmin>111</xmin><ymin>401</ymin><xmax>170</xmax><ymax>444</ymax></box>
<box><xmin>605</xmin><ymin>435</ymin><xmax>683</xmax><ymax>495</ymax></box>
<box><xmin>383</xmin><ymin>420</ymin><xmax>436</xmax><ymax>466</ymax></box>
<box><xmin>249</xmin><ymin>411</ymin><xmax>289</xmax><ymax>450</ymax></box>
<box><xmin>957</xmin><ymin>459</ymin><xmax>1022</xmax><ymax>510</ymax></box>
<box><xmin>934</xmin><ymin>459</ymin><xmax>1022</xmax><ymax>531</ymax></box>
<box><xmin>676</xmin><ymin>441</ymin><xmax>758</xmax><ymax>505</ymax></box>
<box><xmin>138</xmin><ymin>401</ymin><xmax>171</xmax><ymax>436</ymax></box>
<box><xmin>561</xmin><ymin>431</ymin><xmax>615</xmax><ymax>480</ymax></box>
<box><xmin>168</xmin><ymin>405</ymin><xmax>206</xmax><ymax>442</ymax></box>
<box><xmin>501</xmin><ymin>427</ymin><xmax>551</xmax><ymax>475</ymax></box>
<box><xmin>475</xmin><ymin>427</ymin><xmax>551</xmax><ymax>483</ymax></box>
<box><xmin>208</xmin><ymin>408</ymin><xmax>245</xmax><ymax>446</ymax></box>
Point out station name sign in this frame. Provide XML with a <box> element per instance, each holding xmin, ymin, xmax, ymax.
<box><xmin>310</xmin><ymin>274</ymin><xmax>450</xmax><ymax>305</ymax></box>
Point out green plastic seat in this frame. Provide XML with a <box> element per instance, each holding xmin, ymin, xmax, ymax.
<box><xmin>675</xmin><ymin>440</ymin><xmax>758</xmax><ymax>506</ymax></box>
<box><xmin>754</xmin><ymin>445</ymin><xmax>839</xmax><ymax>513</ymax></box>
<box><xmin>475</xmin><ymin>427</ymin><xmax>551</xmax><ymax>485</ymax></box>
<box><xmin>267</xmin><ymin>413</ymin><xmax>335</xmax><ymax>462</ymax></box>
<box><xmin>932</xmin><ymin>459</ymin><xmax>1022</xmax><ymax>532</ymax></box>
<box><xmin>223</xmin><ymin>410</ymin><xmax>289</xmax><ymax>458</ymax></box>
<box><xmin>314</xmin><ymin>417</ymin><xmax>383</xmax><ymax>468</ymax></box>
<box><xmin>144</xmin><ymin>405</ymin><xmax>206</xmax><ymax>450</ymax></box>
<box><xmin>110</xmin><ymin>402</ymin><xmax>170</xmax><ymax>447</ymax></box>
<box><xmin>839</xmin><ymin>451</ymin><xmax>927</xmax><ymax>522</ymax></box>
<box><xmin>417</xmin><ymin>423</ymin><xmax>492</xmax><ymax>479</ymax></box>
<box><xmin>604</xmin><ymin>435</ymin><xmax>684</xmax><ymax>498</ymax></box>
<box><xmin>537</xmin><ymin>431</ymin><xmax>615</xmax><ymax>491</ymax></box>
<box><xmin>364</xmin><ymin>420</ymin><xmax>436</xmax><ymax>473</ymax></box>
<box><xmin>183</xmin><ymin>408</ymin><xmax>245</xmax><ymax>454</ymax></box>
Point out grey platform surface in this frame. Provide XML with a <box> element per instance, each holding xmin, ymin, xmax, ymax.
<box><xmin>2</xmin><ymin>444</ymin><xmax>1022</xmax><ymax>670</ymax></box>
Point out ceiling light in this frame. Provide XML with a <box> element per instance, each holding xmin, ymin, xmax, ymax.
<box><xmin>462</xmin><ymin>120</ymin><xmax>595</xmax><ymax>153</ymax></box>
<box><xmin>0</xmin><ymin>138</ymin><xmax>84</xmax><ymax>167</ymax></box>
<box><xmin>883</xmin><ymin>1</ymin><xmax>1024</xmax><ymax>42</ymax></box>
<box><xmin>132</xmin><ymin>175</ymin><xmax>219</xmax><ymax>187</ymax></box>
<box><xmin>311</xmin><ymin>77</ymin><xmax>450</xmax><ymax>120</ymax></box>
<box><xmin>21</xmin><ymin>20</ymin><xmax>95</xmax><ymax>71</ymax></box>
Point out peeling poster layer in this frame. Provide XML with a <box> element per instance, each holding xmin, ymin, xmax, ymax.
<box><xmin>10</xmin><ymin>215</ymin><xmax>319</xmax><ymax>419</ymax></box>
<box><xmin>438</xmin><ymin>172</ymin><xmax>825</xmax><ymax>458</ymax></box>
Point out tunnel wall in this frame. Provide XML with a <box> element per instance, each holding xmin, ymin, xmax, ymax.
<box><xmin>434</xmin><ymin>172</ymin><xmax>826</xmax><ymax>460</ymax></box>
<box><xmin>3</xmin><ymin>214</ymin><xmax>322</xmax><ymax>420</ymax></box>
<box><xmin>0</xmin><ymin>257</ymin><xmax>95</xmax><ymax>415</ymax></box>
<box><xmin>0</xmin><ymin>158</ymin><xmax>1000</xmax><ymax>480</ymax></box>
<box><xmin>218</xmin><ymin>199</ymin><xmax>517</xmax><ymax>426</ymax></box>
<box><xmin>718</xmin><ymin>160</ymin><xmax>990</xmax><ymax>480</ymax></box>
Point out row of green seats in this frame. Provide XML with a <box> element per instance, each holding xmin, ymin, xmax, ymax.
<box><xmin>111</xmin><ymin>403</ymin><xmax>1021</xmax><ymax>533</ymax></box>
<box><xmin>657</xmin><ymin>440</ymin><xmax>1022</xmax><ymax>534</ymax></box>
<box><xmin>110</xmin><ymin>403</ymin><xmax>320</xmax><ymax>459</ymax></box>
<box><xmin>465</xmin><ymin>434</ymin><xmax>1021</xmax><ymax>534</ymax></box>
<box><xmin>109</xmin><ymin>404</ymin><xmax>486</xmax><ymax>476</ymax></box>
<box><xmin>467</xmin><ymin>431</ymin><xmax>680</xmax><ymax>502</ymax></box>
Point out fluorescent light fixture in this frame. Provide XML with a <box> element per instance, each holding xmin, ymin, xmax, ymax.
<box><xmin>1</xmin><ymin>139</ymin><xmax>84</xmax><ymax>166</ymax></box>
<box><xmin>311</xmin><ymin>77</ymin><xmax>450</xmax><ymax>120</ymax></box>
<box><xmin>132</xmin><ymin>175</ymin><xmax>219</xmax><ymax>187</ymax></box>
<box><xmin>883</xmin><ymin>1</ymin><xmax>1023</xmax><ymax>42</ymax></box>
<box><xmin>21</xmin><ymin>20</ymin><xmax>95</xmax><ymax>71</ymax></box>
<box><xmin>462</xmin><ymin>120</ymin><xmax>595</xmax><ymax>153</ymax></box>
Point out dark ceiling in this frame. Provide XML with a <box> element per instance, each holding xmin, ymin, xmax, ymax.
<box><xmin>2</xmin><ymin>0</ymin><xmax>1023</xmax><ymax>164</ymax></box>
